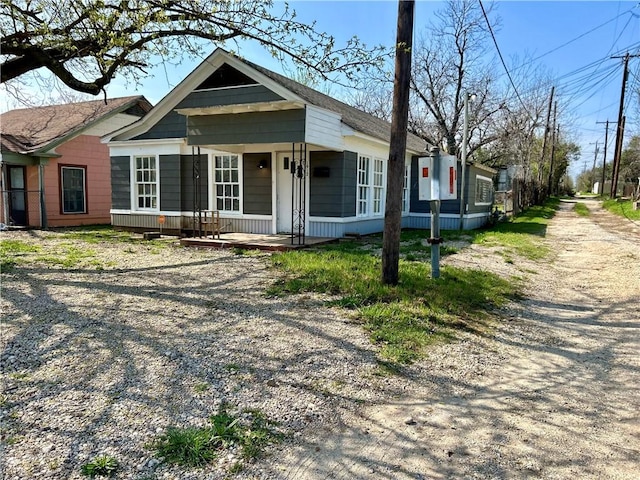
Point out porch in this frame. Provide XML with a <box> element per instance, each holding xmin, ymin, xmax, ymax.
<box><xmin>179</xmin><ymin>232</ymin><xmax>337</xmax><ymax>251</ymax></box>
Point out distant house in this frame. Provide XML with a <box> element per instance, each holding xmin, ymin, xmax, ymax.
<box><xmin>104</xmin><ymin>49</ymin><xmax>494</xmax><ymax>237</ymax></box>
<box><xmin>1</xmin><ymin>96</ymin><xmax>152</xmax><ymax>228</ymax></box>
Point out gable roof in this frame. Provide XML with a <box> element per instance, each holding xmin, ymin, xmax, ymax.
<box><xmin>107</xmin><ymin>49</ymin><xmax>428</xmax><ymax>153</ymax></box>
<box><xmin>1</xmin><ymin>96</ymin><xmax>152</xmax><ymax>155</ymax></box>
<box><xmin>244</xmin><ymin>58</ymin><xmax>428</xmax><ymax>153</ymax></box>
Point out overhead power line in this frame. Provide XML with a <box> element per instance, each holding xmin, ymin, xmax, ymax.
<box><xmin>510</xmin><ymin>6</ymin><xmax>638</xmax><ymax>74</ymax></box>
<box><xmin>478</xmin><ymin>0</ymin><xmax>535</xmax><ymax>123</ymax></box>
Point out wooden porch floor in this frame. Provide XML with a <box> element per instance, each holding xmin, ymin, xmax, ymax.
<box><xmin>179</xmin><ymin>232</ymin><xmax>337</xmax><ymax>251</ymax></box>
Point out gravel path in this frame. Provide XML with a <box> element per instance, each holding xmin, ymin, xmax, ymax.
<box><xmin>268</xmin><ymin>198</ymin><xmax>640</xmax><ymax>479</ymax></box>
<box><xmin>1</xmin><ymin>198</ymin><xmax>639</xmax><ymax>479</ymax></box>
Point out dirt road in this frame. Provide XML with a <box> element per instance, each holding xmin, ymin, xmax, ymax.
<box><xmin>263</xmin><ymin>199</ymin><xmax>640</xmax><ymax>479</ymax></box>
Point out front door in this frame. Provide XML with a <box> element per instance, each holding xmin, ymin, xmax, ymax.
<box><xmin>276</xmin><ymin>152</ymin><xmax>293</xmax><ymax>233</ymax></box>
<box><xmin>7</xmin><ymin>166</ymin><xmax>27</xmax><ymax>225</ymax></box>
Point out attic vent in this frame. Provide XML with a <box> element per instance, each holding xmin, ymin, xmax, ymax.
<box><xmin>195</xmin><ymin>63</ymin><xmax>259</xmax><ymax>90</ymax></box>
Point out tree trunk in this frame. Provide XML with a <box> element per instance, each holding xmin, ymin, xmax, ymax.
<box><xmin>382</xmin><ymin>0</ymin><xmax>415</xmax><ymax>285</ymax></box>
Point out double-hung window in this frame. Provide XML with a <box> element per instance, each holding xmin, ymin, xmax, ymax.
<box><xmin>134</xmin><ymin>155</ymin><xmax>157</xmax><ymax>209</ymax></box>
<box><xmin>61</xmin><ymin>166</ymin><xmax>86</xmax><ymax>214</ymax></box>
<box><xmin>372</xmin><ymin>158</ymin><xmax>384</xmax><ymax>215</ymax></box>
<box><xmin>402</xmin><ymin>164</ymin><xmax>410</xmax><ymax>213</ymax></box>
<box><xmin>358</xmin><ymin>155</ymin><xmax>386</xmax><ymax>216</ymax></box>
<box><xmin>215</xmin><ymin>154</ymin><xmax>240</xmax><ymax>212</ymax></box>
<box><xmin>475</xmin><ymin>175</ymin><xmax>493</xmax><ymax>206</ymax></box>
<box><xmin>357</xmin><ymin>155</ymin><xmax>371</xmax><ymax>216</ymax></box>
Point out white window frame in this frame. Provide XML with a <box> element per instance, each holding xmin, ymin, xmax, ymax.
<box><xmin>214</xmin><ymin>154</ymin><xmax>242</xmax><ymax>213</ymax></box>
<box><xmin>475</xmin><ymin>175</ymin><xmax>494</xmax><ymax>206</ymax></box>
<box><xmin>372</xmin><ymin>158</ymin><xmax>384</xmax><ymax>215</ymax></box>
<box><xmin>61</xmin><ymin>166</ymin><xmax>87</xmax><ymax>214</ymax></box>
<box><xmin>402</xmin><ymin>164</ymin><xmax>410</xmax><ymax>213</ymax></box>
<box><xmin>357</xmin><ymin>155</ymin><xmax>371</xmax><ymax>217</ymax></box>
<box><xmin>357</xmin><ymin>155</ymin><xmax>387</xmax><ymax>217</ymax></box>
<box><xmin>133</xmin><ymin>155</ymin><xmax>158</xmax><ymax>211</ymax></box>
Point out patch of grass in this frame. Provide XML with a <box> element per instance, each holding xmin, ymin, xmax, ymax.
<box><xmin>466</xmin><ymin>199</ymin><xmax>559</xmax><ymax>261</ymax></box>
<box><xmin>54</xmin><ymin>225</ymin><xmax>138</xmax><ymax>244</ymax></box>
<box><xmin>603</xmin><ymin>198</ymin><xmax>640</xmax><ymax>221</ymax></box>
<box><xmin>0</xmin><ymin>239</ymin><xmax>42</xmax><ymax>271</ymax></box>
<box><xmin>193</xmin><ymin>382</ymin><xmax>209</xmax><ymax>393</ymax></box>
<box><xmin>573</xmin><ymin>202</ymin><xmax>590</xmax><ymax>216</ymax></box>
<box><xmin>0</xmin><ymin>236</ymin><xmax>116</xmax><ymax>270</ymax></box>
<box><xmin>270</xmin><ymin>246</ymin><xmax>516</xmax><ymax>365</ymax></box>
<box><xmin>149</xmin><ymin>405</ymin><xmax>281</xmax><ymax>470</ymax></box>
<box><xmin>80</xmin><ymin>455</ymin><xmax>119</xmax><ymax>478</ymax></box>
<box><xmin>268</xmin><ymin>202</ymin><xmax>558</xmax><ymax>366</ymax></box>
<box><xmin>35</xmin><ymin>244</ymin><xmax>98</xmax><ymax>268</ymax></box>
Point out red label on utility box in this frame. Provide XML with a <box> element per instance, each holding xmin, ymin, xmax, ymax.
<box><xmin>422</xmin><ymin>167</ymin><xmax>429</xmax><ymax>178</ymax></box>
<box><xmin>449</xmin><ymin>166</ymin><xmax>455</xmax><ymax>193</ymax></box>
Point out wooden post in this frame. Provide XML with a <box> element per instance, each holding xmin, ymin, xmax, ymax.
<box><xmin>382</xmin><ymin>0</ymin><xmax>415</xmax><ymax>285</ymax></box>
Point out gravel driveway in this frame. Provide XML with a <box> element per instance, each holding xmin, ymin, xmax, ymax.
<box><xmin>1</xmin><ymin>198</ymin><xmax>639</xmax><ymax>479</ymax></box>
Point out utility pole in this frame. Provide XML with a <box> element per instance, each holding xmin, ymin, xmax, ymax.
<box><xmin>611</xmin><ymin>53</ymin><xmax>640</xmax><ymax>198</ymax></box>
<box><xmin>547</xmin><ymin>101</ymin><xmax>558</xmax><ymax>194</ymax></box>
<box><xmin>539</xmin><ymin>86</ymin><xmax>555</xmax><ymax>187</ymax></box>
<box><xmin>596</xmin><ymin>120</ymin><xmax>615</xmax><ymax>196</ymax></box>
<box><xmin>591</xmin><ymin>141</ymin><xmax>599</xmax><ymax>194</ymax></box>
<box><xmin>382</xmin><ymin>0</ymin><xmax>415</xmax><ymax>285</ymax></box>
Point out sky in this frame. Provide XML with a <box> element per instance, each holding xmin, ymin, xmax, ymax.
<box><xmin>9</xmin><ymin>1</ymin><xmax>640</xmax><ymax>180</ymax></box>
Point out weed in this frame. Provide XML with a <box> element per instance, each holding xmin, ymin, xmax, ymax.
<box><xmin>193</xmin><ymin>382</ymin><xmax>209</xmax><ymax>393</ymax></box>
<box><xmin>271</xmin><ymin>245</ymin><xmax>514</xmax><ymax>364</ymax></box>
<box><xmin>149</xmin><ymin>405</ymin><xmax>281</xmax><ymax>469</ymax></box>
<box><xmin>55</xmin><ymin>225</ymin><xmax>137</xmax><ymax>244</ymax></box>
<box><xmin>80</xmin><ymin>455</ymin><xmax>119</xmax><ymax>477</ymax></box>
<box><xmin>573</xmin><ymin>202</ymin><xmax>590</xmax><ymax>216</ymax></box>
<box><xmin>0</xmin><ymin>239</ymin><xmax>42</xmax><ymax>271</ymax></box>
<box><xmin>268</xmin><ymin>201</ymin><xmax>557</xmax><ymax>366</ymax></box>
<box><xmin>603</xmin><ymin>198</ymin><xmax>640</xmax><ymax>221</ymax></box>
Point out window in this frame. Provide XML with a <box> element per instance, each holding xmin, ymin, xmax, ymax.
<box><xmin>215</xmin><ymin>154</ymin><xmax>240</xmax><ymax>212</ymax></box>
<box><xmin>475</xmin><ymin>175</ymin><xmax>493</xmax><ymax>205</ymax></box>
<box><xmin>135</xmin><ymin>156</ymin><xmax>157</xmax><ymax>209</ymax></box>
<box><xmin>61</xmin><ymin>166</ymin><xmax>86</xmax><ymax>214</ymax></box>
<box><xmin>372</xmin><ymin>158</ymin><xmax>384</xmax><ymax>215</ymax></box>
<box><xmin>357</xmin><ymin>156</ymin><xmax>370</xmax><ymax>216</ymax></box>
<box><xmin>402</xmin><ymin>164</ymin><xmax>410</xmax><ymax>213</ymax></box>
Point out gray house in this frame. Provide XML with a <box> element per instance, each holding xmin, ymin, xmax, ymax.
<box><xmin>104</xmin><ymin>48</ymin><xmax>494</xmax><ymax>237</ymax></box>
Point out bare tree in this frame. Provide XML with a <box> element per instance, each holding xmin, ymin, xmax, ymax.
<box><xmin>410</xmin><ymin>0</ymin><xmax>501</xmax><ymax>157</ymax></box>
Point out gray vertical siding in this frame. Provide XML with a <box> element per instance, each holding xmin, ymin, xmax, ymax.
<box><xmin>188</xmin><ymin>110</ymin><xmax>305</xmax><ymax>145</ymax></box>
<box><xmin>180</xmin><ymin>155</ymin><xmax>208</xmax><ymax>211</ymax></box>
<box><xmin>111</xmin><ymin>156</ymin><xmax>131</xmax><ymax>209</ymax></box>
<box><xmin>243</xmin><ymin>153</ymin><xmax>272</xmax><ymax>215</ymax></box>
<box><xmin>159</xmin><ymin>155</ymin><xmax>181</xmax><ymax>211</ymax></box>
<box><xmin>309</xmin><ymin>151</ymin><xmax>343</xmax><ymax>217</ymax></box>
<box><xmin>342</xmin><ymin>151</ymin><xmax>357</xmax><ymax>216</ymax></box>
<box><xmin>309</xmin><ymin>150</ymin><xmax>357</xmax><ymax>218</ymax></box>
